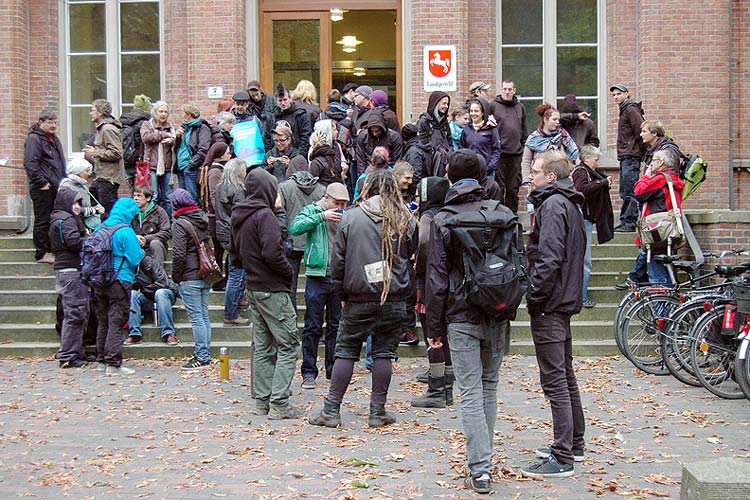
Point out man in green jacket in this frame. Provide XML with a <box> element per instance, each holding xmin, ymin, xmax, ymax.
<box><xmin>290</xmin><ymin>182</ymin><xmax>349</xmax><ymax>389</ymax></box>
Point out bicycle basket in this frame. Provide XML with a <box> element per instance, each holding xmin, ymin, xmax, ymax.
<box><xmin>731</xmin><ymin>282</ymin><xmax>750</xmax><ymax>314</ymax></box>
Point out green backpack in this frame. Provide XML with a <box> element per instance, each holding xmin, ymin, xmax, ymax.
<box><xmin>678</xmin><ymin>152</ymin><xmax>708</xmax><ymax>200</ymax></box>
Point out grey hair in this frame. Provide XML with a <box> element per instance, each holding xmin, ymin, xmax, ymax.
<box><xmin>653</xmin><ymin>149</ymin><xmax>677</xmax><ymax>168</ymax></box>
<box><xmin>215</xmin><ymin>111</ymin><xmax>236</xmax><ymax>127</ymax></box>
<box><xmin>218</xmin><ymin>158</ymin><xmax>247</xmax><ymax>191</ymax></box>
<box><xmin>579</xmin><ymin>145</ymin><xmax>601</xmax><ymax>162</ymax></box>
<box><xmin>38</xmin><ymin>108</ymin><xmax>58</xmax><ymax>122</ymax></box>
<box><xmin>150</xmin><ymin>100</ymin><xmax>170</xmax><ymax>119</ymax></box>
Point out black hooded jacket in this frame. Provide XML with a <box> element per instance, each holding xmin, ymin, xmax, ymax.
<box><xmin>643</xmin><ymin>136</ymin><xmax>682</xmax><ymax>166</ymax></box>
<box><xmin>171</xmin><ymin>207</ymin><xmax>210</xmax><ymax>284</ymax></box>
<box><xmin>414</xmin><ymin>176</ymin><xmax>449</xmax><ymax>276</ymax></box>
<box><xmin>308</xmin><ymin>144</ymin><xmax>340</xmax><ymax>186</ymax></box>
<box><xmin>403</xmin><ymin>133</ymin><xmax>432</xmax><ymax>188</ymax></box>
<box><xmin>416</xmin><ymin>92</ymin><xmax>452</xmax><ymax>155</ymax></box>
<box><xmin>230</xmin><ymin>169</ymin><xmax>293</xmax><ymax>292</ymax></box>
<box><xmin>489</xmin><ymin>95</ymin><xmax>528</xmax><ymax>156</ymax></box>
<box><xmin>24</xmin><ymin>124</ymin><xmax>67</xmax><ymax>191</ymax></box>
<box><xmin>134</xmin><ymin>254</ymin><xmax>178</xmax><ymax>300</ymax></box>
<box><xmin>525</xmin><ymin>178</ymin><xmax>586</xmax><ymax>318</ymax></box>
<box><xmin>274</xmin><ymin>103</ymin><xmax>313</xmax><ymax>158</ymax></box>
<box><xmin>49</xmin><ymin>189</ymin><xmax>87</xmax><ymax>270</ymax></box>
<box><xmin>354</xmin><ymin>109</ymin><xmax>404</xmax><ymax>178</ymax></box>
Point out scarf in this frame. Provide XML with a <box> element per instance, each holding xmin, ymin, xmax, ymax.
<box><xmin>177</xmin><ymin>118</ymin><xmax>201</xmax><ymax>171</ymax></box>
<box><xmin>525</xmin><ymin>127</ymin><xmax>568</xmax><ymax>153</ymax></box>
<box><xmin>173</xmin><ymin>205</ymin><xmax>198</xmax><ymax>218</ymax></box>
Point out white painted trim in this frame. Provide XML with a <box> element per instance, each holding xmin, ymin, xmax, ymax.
<box><xmin>246</xmin><ymin>0</ymin><xmax>259</xmax><ymax>80</ymax></box>
<box><xmin>60</xmin><ymin>0</ymin><xmax>71</xmax><ymax>157</ymax></box>
<box><xmin>107</xmin><ymin>0</ymin><xmax>121</xmax><ymax>114</ymax></box>
<box><xmin>402</xmin><ymin>0</ymin><xmax>411</xmax><ymax>123</ymax></box>
<box><xmin>542</xmin><ymin>0</ymin><xmax>556</xmax><ymax>103</ymax></box>
<box><xmin>598</xmin><ymin>0</ymin><xmax>609</xmax><ymax>155</ymax></box>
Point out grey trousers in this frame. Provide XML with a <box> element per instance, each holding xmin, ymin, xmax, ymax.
<box><xmin>55</xmin><ymin>270</ymin><xmax>89</xmax><ymax>362</ymax></box>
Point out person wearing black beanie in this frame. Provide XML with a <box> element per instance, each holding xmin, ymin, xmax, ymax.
<box><xmin>446</xmin><ymin>148</ymin><xmax>481</xmax><ymax>183</ymax></box>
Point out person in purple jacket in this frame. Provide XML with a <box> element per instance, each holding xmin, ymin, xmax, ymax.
<box><xmin>460</xmin><ymin>99</ymin><xmax>501</xmax><ymax>182</ymax></box>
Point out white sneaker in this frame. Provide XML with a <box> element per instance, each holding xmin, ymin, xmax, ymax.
<box><xmin>106</xmin><ymin>365</ymin><xmax>135</xmax><ymax>375</ymax></box>
<box><xmin>97</xmin><ymin>363</ymin><xmax>106</xmax><ymax>372</ymax></box>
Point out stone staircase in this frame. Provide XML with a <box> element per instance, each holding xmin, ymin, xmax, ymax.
<box><xmin>0</xmin><ymin>232</ymin><xmax>638</xmax><ymax>358</ymax></box>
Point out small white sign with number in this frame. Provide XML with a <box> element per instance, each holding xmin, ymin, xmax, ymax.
<box><xmin>207</xmin><ymin>86</ymin><xmax>223</xmax><ymax>99</ymax></box>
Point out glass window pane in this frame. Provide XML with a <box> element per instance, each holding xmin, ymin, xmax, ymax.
<box><xmin>70</xmin><ymin>55</ymin><xmax>106</xmax><ymax>104</ymax></box>
<box><xmin>70</xmin><ymin>107</ymin><xmax>95</xmax><ymax>153</ymax></box>
<box><xmin>557</xmin><ymin>97</ymin><xmax>599</xmax><ymax>128</ymax></box>
<box><xmin>502</xmin><ymin>47</ymin><xmax>543</xmax><ymax>97</ymax></box>
<box><xmin>121</xmin><ymin>54</ymin><xmax>161</xmax><ymax>103</ymax></box>
<box><xmin>502</xmin><ymin>0</ymin><xmax>542</xmax><ymax>44</ymax></box>
<box><xmin>520</xmin><ymin>99</ymin><xmax>543</xmax><ymax>134</ymax></box>
<box><xmin>557</xmin><ymin>0</ymin><xmax>597</xmax><ymax>44</ymax></box>
<box><xmin>121</xmin><ymin>2</ymin><xmax>160</xmax><ymax>51</ymax></box>
<box><xmin>273</xmin><ymin>19</ymin><xmax>320</xmax><ymax>91</ymax></box>
<box><xmin>69</xmin><ymin>3</ymin><xmax>106</xmax><ymax>52</ymax></box>
<box><xmin>557</xmin><ymin>46</ymin><xmax>597</xmax><ymax>97</ymax></box>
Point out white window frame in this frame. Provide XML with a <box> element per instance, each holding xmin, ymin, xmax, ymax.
<box><xmin>61</xmin><ymin>0</ymin><xmax>164</xmax><ymax>156</ymax></box>
<box><xmin>496</xmin><ymin>0</ymin><xmax>607</xmax><ymax>150</ymax></box>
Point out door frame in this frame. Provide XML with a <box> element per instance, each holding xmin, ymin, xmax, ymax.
<box><xmin>258</xmin><ymin>0</ymin><xmax>402</xmax><ymax>119</ymax></box>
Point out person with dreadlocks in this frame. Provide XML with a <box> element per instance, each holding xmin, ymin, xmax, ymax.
<box><xmin>309</xmin><ymin>169</ymin><xmax>417</xmax><ymax>428</ymax></box>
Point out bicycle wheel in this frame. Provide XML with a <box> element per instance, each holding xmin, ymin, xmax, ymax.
<box><xmin>621</xmin><ymin>294</ymin><xmax>681</xmax><ymax>375</ymax></box>
<box><xmin>661</xmin><ymin>300</ymin><xmax>707</xmax><ymax>387</ymax></box>
<box><xmin>688</xmin><ymin>306</ymin><xmax>745</xmax><ymax>399</ymax></box>
<box><xmin>614</xmin><ymin>289</ymin><xmax>640</xmax><ymax>355</ymax></box>
<box><xmin>734</xmin><ymin>337</ymin><xmax>750</xmax><ymax>401</ymax></box>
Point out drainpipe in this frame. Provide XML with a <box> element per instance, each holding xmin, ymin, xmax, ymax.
<box><xmin>729</xmin><ymin>0</ymin><xmax>735</xmax><ymax>209</ymax></box>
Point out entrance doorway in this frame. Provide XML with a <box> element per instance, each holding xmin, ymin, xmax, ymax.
<box><xmin>259</xmin><ymin>1</ymin><xmax>401</xmax><ymax>118</ymax></box>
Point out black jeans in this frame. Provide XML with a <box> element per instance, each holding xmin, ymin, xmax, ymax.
<box><xmin>95</xmin><ymin>280</ymin><xmax>132</xmax><ymax>367</ymax></box>
<box><xmin>92</xmin><ymin>179</ymin><xmax>119</xmax><ymax>221</ymax></box>
<box><xmin>300</xmin><ymin>276</ymin><xmax>341</xmax><ymax>379</ymax></box>
<box><xmin>334</xmin><ymin>301</ymin><xmax>406</xmax><ymax>360</ymax></box>
<box><xmin>289</xmin><ymin>250</ymin><xmax>304</xmax><ymax>309</ymax></box>
<box><xmin>530</xmin><ymin>312</ymin><xmax>586</xmax><ymax>465</ymax></box>
<box><xmin>497</xmin><ymin>153</ymin><xmax>522</xmax><ymax>213</ymax></box>
<box><xmin>30</xmin><ymin>186</ymin><xmax>55</xmax><ymax>259</ymax></box>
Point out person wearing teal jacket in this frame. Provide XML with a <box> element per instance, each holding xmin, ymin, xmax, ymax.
<box><xmin>94</xmin><ymin>197</ymin><xmax>144</xmax><ymax>375</ymax></box>
<box><xmin>289</xmin><ymin>182</ymin><xmax>349</xmax><ymax>388</ymax></box>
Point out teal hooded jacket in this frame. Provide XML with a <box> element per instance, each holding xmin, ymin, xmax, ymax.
<box><xmin>104</xmin><ymin>197</ymin><xmax>143</xmax><ymax>284</ymax></box>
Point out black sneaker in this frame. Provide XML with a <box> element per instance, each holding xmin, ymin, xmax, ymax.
<box><xmin>614</xmin><ymin>279</ymin><xmax>635</xmax><ymax>291</ymax></box>
<box><xmin>60</xmin><ymin>359</ymin><xmax>86</xmax><ymax>369</ymax></box>
<box><xmin>614</xmin><ymin>224</ymin><xmax>636</xmax><ymax>233</ymax></box>
<box><xmin>522</xmin><ymin>454</ymin><xmax>574</xmax><ymax>478</ymax></box>
<box><xmin>181</xmin><ymin>357</ymin><xmax>211</xmax><ymax>370</ymax></box>
<box><xmin>399</xmin><ymin>330</ymin><xmax>420</xmax><ymax>346</ymax></box>
<box><xmin>464</xmin><ymin>474</ymin><xmax>491</xmax><ymax>494</ymax></box>
<box><xmin>582</xmin><ymin>299</ymin><xmax>596</xmax><ymax>309</ymax></box>
<box><xmin>535</xmin><ymin>445</ymin><xmax>585</xmax><ymax>462</ymax></box>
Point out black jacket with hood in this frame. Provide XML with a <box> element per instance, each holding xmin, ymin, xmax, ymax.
<box><xmin>48</xmin><ymin>189</ymin><xmax>87</xmax><ymax>270</ymax></box>
<box><xmin>171</xmin><ymin>206</ymin><xmax>210</xmax><ymax>283</ymax></box>
<box><xmin>214</xmin><ymin>180</ymin><xmax>245</xmax><ymax>252</ymax></box>
<box><xmin>278</xmin><ymin>171</ymin><xmax>327</xmax><ymax>252</ymax></box>
<box><xmin>134</xmin><ymin>254</ymin><xmax>178</xmax><ymax>300</ymax></box>
<box><xmin>332</xmin><ymin>195</ymin><xmax>417</xmax><ymax>303</ymax></box>
<box><xmin>131</xmin><ymin>202</ymin><xmax>171</xmax><ymax>247</ymax></box>
<box><xmin>402</xmin><ymin>123</ymin><xmax>433</xmax><ymax>187</ymax></box>
<box><xmin>416</xmin><ymin>91</ymin><xmax>452</xmax><ymax>156</ymax></box>
<box><xmin>230</xmin><ymin>168</ymin><xmax>293</xmax><ymax>292</ymax></box>
<box><xmin>274</xmin><ymin>103</ymin><xmax>313</xmax><ymax>158</ymax></box>
<box><xmin>24</xmin><ymin>124</ymin><xmax>67</xmax><ymax>191</ymax></box>
<box><xmin>525</xmin><ymin>178</ymin><xmax>586</xmax><ymax>318</ymax></box>
<box><xmin>489</xmin><ymin>95</ymin><xmax>528</xmax><ymax>156</ymax></box>
<box><xmin>354</xmin><ymin>109</ymin><xmax>404</xmax><ymax>178</ymax></box>
<box><xmin>643</xmin><ymin>136</ymin><xmax>682</xmax><ymax>166</ymax></box>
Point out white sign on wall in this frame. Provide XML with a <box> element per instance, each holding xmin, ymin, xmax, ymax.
<box><xmin>424</xmin><ymin>45</ymin><xmax>456</xmax><ymax>92</ymax></box>
<box><xmin>207</xmin><ymin>86</ymin><xmax>224</xmax><ymax>99</ymax></box>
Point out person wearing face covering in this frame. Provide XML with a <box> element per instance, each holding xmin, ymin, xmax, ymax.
<box><xmin>230</xmin><ymin>168</ymin><xmax>302</xmax><ymax>420</ymax></box>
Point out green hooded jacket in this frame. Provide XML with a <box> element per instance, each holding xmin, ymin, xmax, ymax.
<box><xmin>289</xmin><ymin>202</ymin><xmax>328</xmax><ymax>277</ymax></box>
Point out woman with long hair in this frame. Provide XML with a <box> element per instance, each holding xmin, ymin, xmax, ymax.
<box><xmin>140</xmin><ymin>100</ymin><xmax>176</xmax><ymax>217</ymax></box>
<box><xmin>291</xmin><ymin>79</ymin><xmax>323</xmax><ymax>125</ymax></box>
<box><xmin>460</xmin><ymin>99</ymin><xmax>501</xmax><ymax>180</ymax></box>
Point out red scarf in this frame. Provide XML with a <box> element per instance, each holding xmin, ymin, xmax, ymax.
<box><xmin>173</xmin><ymin>205</ymin><xmax>198</xmax><ymax>217</ymax></box>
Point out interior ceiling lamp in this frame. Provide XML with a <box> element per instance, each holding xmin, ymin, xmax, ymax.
<box><xmin>330</xmin><ymin>8</ymin><xmax>344</xmax><ymax>22</ymax></box>
<box><xmin>353</xmin><ymin>66</ymin><xmax>366</xmax><ymax>77</ymax></box>
<box><xmin>337</xmin><ymin>35</ymin><xmax>362</xmax><ymax>53</ymax></box>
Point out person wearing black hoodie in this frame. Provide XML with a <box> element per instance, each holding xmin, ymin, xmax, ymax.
<box><xmin>489</xmin><ymin>80</ymin><xmax>529</xmax><ymax>213</ymax></box>
<box><xmin>354</xmin><ymin>109</ymin><xmax>403</xmax><ymax>179</ymax></box>
<box><xmin>416</xmin><ymin>91</ymin><xmax>452</xmax><ymax>177</ymax></box>
<box><xmin>24</xmin><ymin>109</ymin><xmax>67</xmax><ymax>263</ymax></box>
<box><xmin>49</xmin><ymin>189</ymin><xmax>88</xmax><ymax>368</ymax></box>
<box><xmin>230</xmin><ymin>168</ymin><xmax>302</xmax><ymax>420</ymax></box>
<box><xmin>522</xmin><ymin>150</ymin><xmax>586</xmax><ymax>479</ymax></box>
<box><xmin>401</xmin><ymin>123</ymin><xmax>432</xmax><ymax>189</ymax></box>
<box><xmin>273</xmin><ymin>82</ymin><xmax>313</xmax><ymax>158</ymax></box>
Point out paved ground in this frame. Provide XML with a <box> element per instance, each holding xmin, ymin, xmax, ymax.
<box><xmin>0</xmin><ymin>355</ymin><xmax>748</xmax><ymax>499</ymax></box>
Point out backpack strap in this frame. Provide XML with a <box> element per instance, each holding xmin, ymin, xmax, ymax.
<box><xmin>662</xmin><ymin>173</ymin><xmax>684</xmax><ymax>235</ymax></box>
<box><xmin>177</xmin><ymin>218</ymin><xmax>203</xmax><ymax>249</ymax></box>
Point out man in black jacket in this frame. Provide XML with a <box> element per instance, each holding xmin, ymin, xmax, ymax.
<box><xmin>230</xmin><ymin>168</ymin><xmax>302</xmax><ymax>420</ymax></box>
<box><xmin>132</xmin><ymin>184</ymin><xmax>171</xmax><ymax>266</ymax></box>
<box><xmin>24</xmin><ymin>109</ymin><xmax>67</xmax><ymax>263</ymax></box>
<box><xmin>489</xmin><ymin>80</ymin><xmax>528</xmax><ymax>212</ymax></box>
<box><xmin>274</xmin><ymin>83</ymin><xmax>313</xmax><ymax>158</ymax></box>
<box><xmin>354</xmin><ymin>109</ymin><xmax>404</xmax><ymax>179</ymax></box>
<box><xmin>522</xmin><ymin>150</ymin><xmax>586</xmax><ymax>479</ymax></box>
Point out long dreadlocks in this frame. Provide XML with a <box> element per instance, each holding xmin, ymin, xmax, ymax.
<box><xmin>359</xmin><ymin>169</ymin><xmax>413</xmax><ymax>304</ymax></box>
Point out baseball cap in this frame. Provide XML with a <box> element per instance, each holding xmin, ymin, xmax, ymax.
<box><xmin>326</xmin><ymin>182</ymin><xmax>350</xmax><ymax>201</ymax></box>
<box><xmin>609</xmin><ymin>83</ymin><xmax>628</xmax><ymax>93</ymax></box>
<box><xmin>342</xmin><ymin>83</ymin><xmax>358</xmax><ymax>94</ymax></box>
<box><xmin>469</xmin><ymin>81</ymin><xmax>491</xmax><ymax>93</ymax></box>
<box><xmin>232</xmin><ymin>91</ymin><xmax>250</xmax><ymax>102</ymax></box>
<box><xmin>355</xmin><ymin>85</ymin><xmax>373</xmax><ymax>98</ymax></box>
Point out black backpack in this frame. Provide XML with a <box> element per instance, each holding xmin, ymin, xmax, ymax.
<box><xmin>443</xmin><ymin>200</ymin><xmax>527</xmax><ymax>320</ymax></box>
<box><xmin>80</xmin><ymin>223</ymin><xmax>129</xmax><ymax>287</ymax></box>
<box><xmin>121</xmin><ymin>116</ymin><xmax>148</xmax><ymax>168</ymax></box>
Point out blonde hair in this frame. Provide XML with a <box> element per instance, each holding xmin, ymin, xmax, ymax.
<box><xmin>181</xmin><ymin>102</ymin><xmax>201</xmax><ymax>119</ymax></box>
<box><xmin>291</xmin><ymin>80</ymin><xmax>318</xmax><ymax>105</ymax></box>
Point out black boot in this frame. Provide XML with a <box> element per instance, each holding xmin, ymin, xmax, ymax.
<box><xmin>445</xmin><ymin>372</ymin><xmax>454</xmax><ymax>406</ymax></box>
<box><xmin>308</xmin><ymin>398</ymin><xmax>341</xmax><ymax>428</ymax></box>
<box><xmin>411</xmin><ymin>376</ymin><xmax>447</xmax><ymax>408</ymax></box>
<box><xmin>368</xmin><ymin>403</ymin><xmax>396</xmax><ymax>427</ymax></box>
<box><xmin>415</xmin><ymin>367</ymin><xmax>429</xmax><ymax>384</ymax></box>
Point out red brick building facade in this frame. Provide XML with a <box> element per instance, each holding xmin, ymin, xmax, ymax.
<box><xmin>0</xmin><ymin>0</ymin><xmax>747</xmax><ymax>228</ymax></box>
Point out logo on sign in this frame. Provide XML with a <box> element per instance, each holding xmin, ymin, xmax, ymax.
<box><xmin>429</xmin><ymin>50</ymin><xmax>452</xmax><ymax>77</ymax></box>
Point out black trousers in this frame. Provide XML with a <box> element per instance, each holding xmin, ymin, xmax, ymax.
<box><xmin>95</xmin><ymin>280</ymin><xmax>132</xmax><ymax>367</ymax></box>
<box><xmin>92</xmin><ymin>179</ymin><xmax>119</xmax><ymax>221</ymax></box>
<box><xmin>530</xmin><ymin>312</ymin><xmax>586</xmax><ymax>465</ymax></box>
<box><xmin>30</xmin><ymin>186</ymin><xmax>55</xmax><ymax>259</ymax></box>
<box><xmin>497</xmin><ymin>153</ymin><xmax>522</xmax><ymax>213</ymax></box>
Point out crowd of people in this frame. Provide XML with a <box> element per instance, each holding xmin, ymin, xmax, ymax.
<box><xmin>21</xmin><ymin>76</ymin><xmax>689</xmax><ymax>493</ymax></box>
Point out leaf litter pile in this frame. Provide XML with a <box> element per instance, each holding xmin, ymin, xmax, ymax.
<box><xmin>0</xmin><ymin>355</ymin><xmax>747</xmax><ymax>499</ymax></box>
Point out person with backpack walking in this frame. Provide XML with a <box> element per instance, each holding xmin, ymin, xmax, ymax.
<box><xmin>522</xmin><ymin>150</ymin><xmax>586</xmax><ymax>479</ymax></box>
<box><xmin>90</xmin><ymin>197</ymin><xmax>143</xmax><ymax>375</ymax></box>
<box><xmin>171</xmin><ymin>188</ymin><xmax>214</xmax><ymax>370</ymax></box>
<box><xmin>49</xmin><ymin>189</ymin><xmax>89</xmax><ymax>368</ymax></box>
<box><xmin>425</xmin><ymin>149</ymin><xmax>518</xmax><ymax>494</ymax></box>
<box><xmin>140</xmin><ymin>100</ymin><xmax>176</xmax><ymax>218</ymax></box>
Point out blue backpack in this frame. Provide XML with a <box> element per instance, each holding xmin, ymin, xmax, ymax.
<box><xmin>80</xmin><ymin>223</ymin><xmax>128</xmax><ymax>287</ymax></box>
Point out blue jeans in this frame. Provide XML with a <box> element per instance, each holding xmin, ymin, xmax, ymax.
<box><xmin>582</xmin><ymin>220</ymin><xmax>593</xmax><ymax>301</ymax></box>
<box><xmin>627</xmin><ymin>248</ymin><xmax>648</xmax><ymax>283</ymax></box>
<box><xmin>177</xmin><ymin>168</ymin><xmax>199</xmax><ymax>205</ymax></box>
<box><xmin>129</xmin><ymin>289</ymin><xmax>176</xmax><ymax>338</ymax></box>
<box><xmin>301</xmin><ymin>276</ymin><xmax>341</xmax><ymax>380</ymax></box>
<box><xmin>179</xmin><ymin>280</ymin><xmax>211</xmax><ymax>362</ymax></box>
<box><xmin>151</xmin><ymin>172</ymin><xmax>173</xmax><ymax>219</ymax></box>
<box><xmin>646</xmin><ymin>251</ymin><xmax>673</xmax><ymax>287</ymax></box>
<box><xmin>224</xmin><ymin>261</ymin><xmax>246</xmax><ymax>320</ymax></box>
<box><xmin>618</xmin><ymin>157</ymin><xmax>641</xmax><ymax>227</ymax></box>
<box><xmin>447</xmin><ymin>321</ymin><xmax>505</xmax><ymax>478</ymax></box>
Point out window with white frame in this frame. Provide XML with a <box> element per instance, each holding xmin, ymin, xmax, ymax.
<box><xmin>65</xmin><ymin>0</ymin><xmax>162</xmax><ymax>153</ymax></box>
<box><xmin>499</xmin><ymin>0</ymin><xmax>602</xmax><ymax>134</ymax></box>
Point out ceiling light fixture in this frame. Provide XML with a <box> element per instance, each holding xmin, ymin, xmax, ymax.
<box><xmin>353</xmin><ymin>66</ymin><xmax>366</xmax><ymax>77</ymax></box>
<box><xmin>330</xmin><ymin>8</ymin><xmax>344</xmax><ymax>22</ymax></box>
<box><xmin>336</xmin><ymin>35</ymin><xmax>362</xmax><ymax>53</ymax></box>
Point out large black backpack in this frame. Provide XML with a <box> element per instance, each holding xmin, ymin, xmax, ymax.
<box><xmin>443</xmin><ymin>200</ymin><xmax>527</xmax><ymax>320</ymax></box>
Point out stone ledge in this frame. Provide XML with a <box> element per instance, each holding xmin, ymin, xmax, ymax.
<box><xmin>680</xmin><ymin>457</ymin><xmax>750</xmax><ymax>500</ymax></box>
<box><xmin>0</xmin><ymin>216</ymin><xmax>28</xmax><ymax>232</ymax></box>
<box><xmin>684</xmin><ymin>209</ymin><xmax>750</xmax><ymax>225</ymax></box>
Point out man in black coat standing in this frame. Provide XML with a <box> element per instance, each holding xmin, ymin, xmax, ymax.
<box><xmin>24</xmin><ymin>109</ymin><xmax>67</xmax><ymax>264</ymax></box>
<box><xmin>522</xmin><ymin>150</ymin><xmax>586</xmax><ymax>479</ymax></box>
